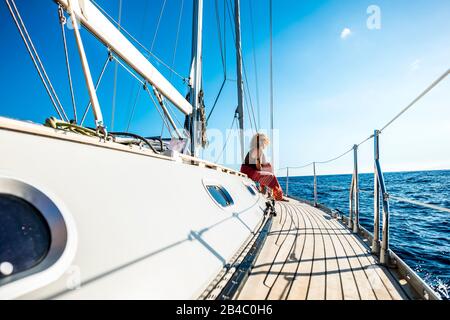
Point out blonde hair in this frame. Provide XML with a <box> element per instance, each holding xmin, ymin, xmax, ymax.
<box><xmin>250</xmin><ymin>133</ymin><xmax>270</xmax><ymax>149</ymax></box>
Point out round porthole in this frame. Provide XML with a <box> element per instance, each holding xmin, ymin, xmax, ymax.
<box><xmin>0</xmin><ymin>194</ymin><xmax>51</xmax><ymax>279</ymax></box>
<box><xmin>0</xmin><ymin>177</ymin><xmax>76</xmax><ymax>299</ymax></box>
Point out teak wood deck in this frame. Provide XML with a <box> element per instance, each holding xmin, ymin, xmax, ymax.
<box><xmin>237</xmin><ymin>199</ymin><xmax>407</xmax><ymax>300</ymax></box>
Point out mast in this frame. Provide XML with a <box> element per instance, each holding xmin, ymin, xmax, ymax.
<box><xmin>234</xmin><ymin>0</ymin><xmax>245</xmax><ymax>161</ymax></box>
<box><xmin>189</xmin><ymin>0</ymin><xmax>204</xmax><ymax>157</ymax></box>
<box><xmin>269</xmin><ymin>0</ymin><xmax>275</xmax><ymax>169</ymax></box>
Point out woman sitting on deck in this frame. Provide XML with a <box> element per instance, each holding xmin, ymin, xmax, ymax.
<box><xmin>240</xmin><ymin>133</ymin><xmax>286</xmax><ymax>201</ymax></box>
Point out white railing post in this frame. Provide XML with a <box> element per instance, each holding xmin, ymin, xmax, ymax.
<box><xmin>372</xmin><ymin>130</ymin><xmax>381</xmax><ymax>254</ymax></box>
<box><xmin>313</xmin><ymin>162</ymin><xmax>318</xmax><ymax>207</ymax></box>
<box><xmin>348</xmin><ymin>176</ymin><xmax>354</xmax><ymax>229</ymax></box>
<box><xmin>377</xmin><ymin>162</ymin><xmax>391</xmax><ymax>265</ymax></box>
<box><xmin>373</xmin><ymin>130</ymin><xmax>391</xmax><ymax>265</ymax></box>
<box><xmin>286</xmin><ymin>167</ymin><xmax>289</xmax><ymax>197</ymax></box>
<box><xmin>353</xmin><ymin>144</ymin><xmax>360</xmax><ymax>233</ymax></box>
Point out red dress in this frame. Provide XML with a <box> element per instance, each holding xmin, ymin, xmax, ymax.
<box><xmin>240</xmin><ymin>152</ymin><xmax>283</xmax><ymax>201</ymax></box>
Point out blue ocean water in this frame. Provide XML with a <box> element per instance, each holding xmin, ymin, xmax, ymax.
<box><xmin>278</xmin><ymin>170</ymin><xmax>450</xmax><ymax>299</ymax></box>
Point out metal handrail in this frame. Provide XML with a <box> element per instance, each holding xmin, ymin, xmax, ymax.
<box><xmin>279</xmin><ymin>69</ymin><xmax>449</xmax><ymax>269</ymax></box>
<box><xmin>389</xmin><ymin>195</ymin><xmax>450</xmax><ymax>214</ymax></box>
<box><xmin>374</xmin><ymin>130</ymin><xmax>390</xmax><ymax>265</ymax></box>
<box><xmin>277</xmin><ymin>71</ymin><xmax>449</xmax><ymax>300</ymax></box>
<box><xmin>349</xmin><ymin>174</ymin><xmax>355</xmax><ymax>229</ymax></box>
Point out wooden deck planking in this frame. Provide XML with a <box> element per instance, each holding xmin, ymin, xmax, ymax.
<box><xmin>302</xmin><ymin>205</ymin><xmax>360</xmax><ymax>300</ymax></box>
<box><xmin>304</xmin><ymin>206</ymin><xmax>342</xmax><ymax>300</ymax></box>
<box><xmin>324</xmin><ymin>214</ymin><xmax>406</xmax><ymax>300</ymax></box>
<box><xmin>263</xmin><ymin>205</ymin><xmax>298</xmax><ymax>290</ymax></box>
<box><xmin>306</xmin><ymin>206</ymin><xmax>376</xmax><ymax>300</ymax></box>
<box><xmin>285</xmin><ymin>204</ymin><xmax>315</xmax><ymax>300</ymax></box>
<box><xmin>237</xmin><ymin>204</ymin><xmax>292</xmax><ymax>299</ymax></box>
<box><xmin>305</xmin><ymin>206</ymin><xmax>326</xmax><ymax>300</ymax></box>
<box><xmin>237</xmin><ymin>199</ymin><xmax>406</xmax><ymax>300</ymax></box>
<box><xmin>266</xmin><ymin>205</ymin><xmax>306</xmax><ymax>300</ymax></box>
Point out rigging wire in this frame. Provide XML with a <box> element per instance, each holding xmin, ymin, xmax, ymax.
<box><xmin>269</xmin><ymin>0</ymin><xmax>274</xmax><ymax>167</ymax></box>
<box><xmin>357</xmin><ymin>134</ymin><xmax>374</xmax><ymax>147</ymax></box>
<box><xmin>113</xmin><ymin>59</ymin><xmax>184</xmax><ymax>139</ymax></box>
<box><xmin>244</xmin><ymin>85</ymin><xmax>256</xmax><ymax>133</ymax></box>
<box><xmin>248</xmin><ymin>0</ymin><xmax>261</xmax><ymax>128</ymax></box>
<box><xmin>111</xmin><ymin>0</ymin><xmax>123</xmax><ymax>131</ymax></box>
<box><xmin>124</xmin><ymin>0</ymin><xmax>151</xmax><ymax>130</ymax></box>
<box><xmin>379</xmin><ymin>69</ymin><xmax>450</xmax><ymax>133</ymax></box>
<box><xmin>150</xmin><ymin>0</ymin><xmax>167</xmax><ymax>51</ymax></box>
<box><xmin>389</xmin><ymin>195</ymin><xmax>450</xmax><ymax>214</ymax></box>
<box><xmin>279</xmin><ymin>145</ymin><xmax>353</xmax><ymax>171</ymax></box>
<box><xmin>6</xmin><ymin>0</ymin><xmax>68</xmax><ymax>121</ymax></box>
<box><xmin>278</xmin><ymin>145</ymin><xmax>354</xmax><ymax>171</ymax></box>
<box><xmin>242</xmin><ymin>59</ymin><xmax>259</xmax><ymax>131</ymax></box>
<box><xmin>206</xmin><ymin>0</ymin><xmax>229</xmax><ymax>125</ymax></box>
<box><xmin>126</xmin><ymin>86</ymin><xmax>142</xmax><ymax>133</ymax></box>
<box><xmin>223</xmin><ymin>0</ymin><xmax>227</xmax><ymax>74</ymax></box>
<box><xmin>124</xmin><ymin>0</ymin><xmax>154</xmax><ymax>134</ymax></box>
<box><xmin>58</xmin><ymin>6</ymin><xmax>77</xmax><ymax>123</ymax></box>
<box><xmin>170</xmin><ymin>0</ymin><xmax>184</xmax><ymax>82</ymax></box>
<box><xmin>111</xmin><ymin>55</ymin><xmax>146</xmax><ymax>87</ymax></box>
<box><xmin>123</xmin><ymin>0</ymin><xmax>181</xmax><ymax>136</ymax></box>
<box><xmin>164</xmin><ymin>100</ymin><xmax>185</xmax><ymax>129</ymax></box>
<box><xmin>315</xmin><ymin>147</ymin><xmax>353</xmax><ymax>165</ymax></box>
<box><xmin>110</xmin><ymin>56</ymin><xmax>167</xmax><ymax>138</ymax></box>
<box><xmin>90</xmin><ymin>0</ymin><xmax>187</xmax><ymax>82</ymax></box>
<box><xmin>206</xmin><ymin>78</ymin><xmax>227</xmax><ymax>124</ymax></box>
<box><xmin>163</xmin><ymin>0</ymin><xmax>186</xmax><ymax>134</ymax></box>
<box><xmin>279</xmin><ymin>162</ymin><xmax>313</xmax><ymax>171</ymax></box>
<box><xmin>215</xmin><ymin>0</ymin><xmax>226</xmax><ymax>77</ymax></box>
<box><xmin>152</xmin><ymin>86</ymin><xmax>183</xmax><ymax>139</ymax></box>
<box><xmin>144</xmin><ymin>85</ymin><xmax>175</xmax><ymax>138</ymax></box>
<box><xmin>279</xmin><ymin>69</ymin><xmax>449</xmax><ymax>171</ymax></box>
<box><xmin>80</xmin><ymin>54</ymin><xmax>112</xmax><ymax>126</ymax></box>
<box><xmin>216</xmin><ymin>113</ymin><xmax>238</xmax><ymax>163</ymax></box>
<box><xmin>158</xmin><ymin>113</ymin><xmax>166</xmax><ymax>139</ymax></box>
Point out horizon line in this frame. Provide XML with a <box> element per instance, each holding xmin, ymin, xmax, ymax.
<box><xmin>277</xmin><ymin>167</ymin><xmax>450</xmax><ymax>178</ymax></box>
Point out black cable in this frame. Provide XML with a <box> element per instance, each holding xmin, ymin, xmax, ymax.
<box><xmin>109</xmin><ymin>132</ymin><xmax>158</xmax><ymax>153</ymax></box>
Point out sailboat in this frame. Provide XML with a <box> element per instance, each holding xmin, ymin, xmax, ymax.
<box><xmin>0</xmin><ymin>0</ymin><xmax>271</xmax><ymax>300</ymax></box>
<box><xmin>0</xmin><ymin>0</ymin><xmax>444</xmax><ymax>300</ymax></box>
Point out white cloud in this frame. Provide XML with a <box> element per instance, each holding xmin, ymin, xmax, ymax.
<box><xmin>340</xmin><ymin>28</ymin><xmax>352</xmax><ymax>40</ymax></box>
<box><xmin>410</xmin><ymin>59</ymin><xmax>421</xmax><ymax>71</ymax></box>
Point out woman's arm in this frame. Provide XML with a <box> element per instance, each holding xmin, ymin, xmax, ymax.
<box><xmin>250</xmin><ymin>148</ymin><xmax>262</xmax><ymax>170</ymax></box>
<box><xmin>261</xmin><ymin>152</ymin><xmax>268</xmax><ymax>165</ymax></box>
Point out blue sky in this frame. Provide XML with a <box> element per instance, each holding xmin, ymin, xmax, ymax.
<box><xmin>0</xmin><ymin>0</ymin><xmax>449</xmax><ymax>175</ymax></box>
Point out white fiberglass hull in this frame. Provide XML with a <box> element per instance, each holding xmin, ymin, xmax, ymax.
<box><xmin>0</xmin><ymin>117</ymin><xmax>265</xmax><ymax>299</ymax></box>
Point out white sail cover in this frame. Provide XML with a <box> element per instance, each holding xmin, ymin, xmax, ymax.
<box><xmin>55</xmin><ymin>0</ymin><xmax>192</xmax><ymax>115</ymax></box>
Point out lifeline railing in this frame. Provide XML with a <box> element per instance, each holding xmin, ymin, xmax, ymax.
<box><xmin>279</xmin><ymin>69</ymin><xmax>449</xmax><ymax>269</ymax></box>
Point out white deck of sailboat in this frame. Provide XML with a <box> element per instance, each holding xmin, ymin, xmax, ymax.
<box><xmin>237</xmin><ymin>199</ymin><xmax>407</xmax><ymax>300</ymax></box>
